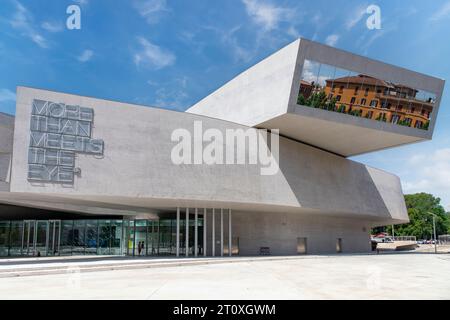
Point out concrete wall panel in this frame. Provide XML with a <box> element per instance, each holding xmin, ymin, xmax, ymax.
<box><xmin>9</xmin><ymin>87</ymin><xmax>408</xmax><ymax>225</ymax></box>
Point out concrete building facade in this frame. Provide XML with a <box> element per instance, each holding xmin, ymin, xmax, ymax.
<box><xmin>0</xmin><ymin>38</ymin><xmax>445</xmax><ymax>257</ymax></box>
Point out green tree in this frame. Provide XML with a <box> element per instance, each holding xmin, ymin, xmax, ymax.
<box><xmin>297</xmin><ymin>94</ymin><xmax>307</xmax><ymax>106</ymax></box>
<box><xmin>307</xmin><ymin>91</ymin><xmax>327</xmax><ymax>108</ymax></box>
<box><xmin>386</xmin><ymin>193</ymin><xmax>450</xmax><ymax>239</ymax></box>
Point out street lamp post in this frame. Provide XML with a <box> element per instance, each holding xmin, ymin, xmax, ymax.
<box><xmin>433</xmin><ymin>215</ymin><xmax>437</xmax><ymax>254</ymax></box>
<box><xmin>428</xmin><ymin>212</ymin><xmax>437</xmax><ymax>254</ymax></box>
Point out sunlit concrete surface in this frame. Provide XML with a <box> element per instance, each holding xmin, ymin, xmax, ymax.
<box><xmin>0</xmin><ymin>253</ymin><xmax>449</xmax><ymax>300</ymax></box>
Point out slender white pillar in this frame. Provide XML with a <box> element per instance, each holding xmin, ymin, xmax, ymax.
<box><xmin>212</xmin><ymin>209</ymin><xmax>215</xmax><ymax>257</ymax></box>
<box><xmin>185</xmin><ymin>208</ymin><xmax>189</xmax><ymax>257</ymax></box>
<box><xmin>194</xmin><ymin>208</ymin><xmax>198</xmax><ymax>257</ymax></box>
<box><xmin>176</xmin><ymin>207</ymin><xmax>180</xmax><ymax>257</ymax></box>
<box><xmin>220</xmin><ymin>208</ymin><xmax>224</xmax><ymax>257</ymax></box>
<box><xmin>228</xmin><ymin>209</ymin><xmax>232</xmax><ymax>257</ymax></box>
<box><xmin>203</xmin><ymin>208</ymin><xmax>207</xmax><ymax>257</ymax></box>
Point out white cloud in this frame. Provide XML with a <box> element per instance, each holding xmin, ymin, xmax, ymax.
<box><xmin>357</xmin><ymin>27</ymin><xmax>390</xmax><ymax>55</ymax></box>
<box><xmin>41</xmin><ymin>21</ymin><xmax>64</xmax><ymax>33</ymax></box>
<box><xmin>10</xmin><ymin>1</ymin><xmax>48</xmax><ymax>48</ymax></box>
<box><xmin>345</xmin><ymin>4</ymin><xmax>368</xmax><ymax>30</ymax></box>
<box><xmin>222</xmin><ymin>26</ymin><xmax>253</xmax><ymax>63</ymax></box>
<box><xmin>77</xmin><ymin>49</ymin><xmax>94</xmax><ymax>62</ymax></box>
<box><xmin>144</xmin><ymin>77</ymin><xmax>190</xmax><ymax>111</ymax></box>
<box><xmin>154</xmin><ymin>87</ymin><xmax>188</xmax><ymax>111</ymax></box>
<box><xmin>178</xmin><ymin>31</ymin><xmax>206</xmax><ymax>55</ymax></box>
<box><xmin>204</xmin><ymin>25</ymin><xmax>254</xmax><ymax>63</ymax></box>
<box><xmin>241</xmin><ymin>0</ymin><xmax>293</xmax><ymax>31</ymax></box>
<box><xmin>0</xmin><ymin>89</ymin><xmax>16</xmax><ymax>102</ymax></box>
<box><xmin>430</xmin><ymin>1</ymin><xmax>450</xmax><ymax>21</ymax></box>
<box><xmin>134</xmin><ymin>37</ymin><xmax>176</xmax><ymax>69</ymax></box>
<box><xmin>325</xmin><ymin>34</ymin><xmax>339</xmax><ymax>47</ymax></box>
<box><xmin>134</xmin><ymin>0</ymin><xmax>168</xmax><ymax>24</ymax></box>
<box><xmin>286</xmin><ymin>26</ymin><xmax>301</xmax><ymax>39</ymax></box>
<box><xmin>30</xmin><ymin>34</ymin><xmax>48</xmax><ymax>48</ymax></box>
<box><xmin>402</xmin><ymin>148</ymin><xmax>450</xmax><ymax>208</ymax></box>
<box><xmin>301</xmin><ymin>60</ymin><xmax>328</xmax><ymax>86</ymax></box>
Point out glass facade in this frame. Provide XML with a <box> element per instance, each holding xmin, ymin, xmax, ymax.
<box><xmin>298</xmin><ymin>59</ymin><xmax>437</xmax><ymax>130</ymax></box>
<box><xmin>0</xmin><ymin>217</ymin><xmax>204</xmax><ymax>257</ymax></box>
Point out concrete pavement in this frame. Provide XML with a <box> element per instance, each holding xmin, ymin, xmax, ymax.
<box><xmin>0</xmin><ymin>253</ymin><xmax>449</xmax><ymax>299</ymax></box>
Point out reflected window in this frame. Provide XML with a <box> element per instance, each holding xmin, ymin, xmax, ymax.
<box><xmin>298</xmin><ymin>59</ymin><xmax>436</xmax><ymax>131</ymax></box>
<box><xmin>415</xmin><ymin>120</ymin><xmax>423</xmax><ymax>129</ymax></box>
<box><xmin>391</xmin><ymin>115</ymin><xmax>400</xmax><ymax>124</ymax></box>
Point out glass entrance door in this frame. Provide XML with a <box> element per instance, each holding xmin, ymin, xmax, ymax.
<box><xmin>22</xmin><ymin>220</ymin><xmax>61</xmax><ymax>256</ymax></box>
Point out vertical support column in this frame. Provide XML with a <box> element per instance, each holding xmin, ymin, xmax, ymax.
<box><xmin>145</xmin><ymin>220</ymin><xmax>148</xmax><ymax>256</ymax></box>
<box><xmin>220</xmin><ymin>208</ymin><xmax>224</xmax><ymax>257</ymax></box>
<box><xmin>45</xmin><ymin>221</ymin><xmax>50</xmax><ymax>256</ymax></box>
<box><xmin>26</xmin><ymin>222</ymin><xmax>31</xmax><ymax>255</ymax></box>
<box><xmin>132</xmin><ymin>220</ymin><xmax>136</xmax><ymax>257</ymax></box>
<box><xmin>228</xmin><ymin>209</ymin><xmax>232</xmax><ymax>257</ymax></box>
<box><xmin>203</xmin><ymin>208</ymin><xmax>207</xmax><ymax>257</ymax></box>
<box><xmin>194</xmin><ymin>208</ymin><xmax>198</xmax><ymax>257</ymax></box>
<box><xmin>20</xmin><ymin>221</ymin><xmax>24</xmax><ymax>256</ymax></box>
<box><xmin>52</xmin><ymin>221</ymin><xmax>56</xmax><ymax>255</ymax></box>
<box><xmin>33</xmin><ymin>221</ymin><xmax>37</xmax><ymax>256</ymax></box>
<box><xmin>176</xmin><ymin>207</ymin><xmax>180</xmax><ymax>257</ymax></box>
<box><xmin>185</xmin><ymin>208</ymin><xmax>189</xmax><ymax>257</ymax></box>
<box><xmin>212</xmin><ymin>209</ymin><xmax>215</xmax><ymax>257</ymax></box>
<box><xmin>57</xmin><ymin>221</ymin><xmax>61</xmax><ymax>255</ymax></box>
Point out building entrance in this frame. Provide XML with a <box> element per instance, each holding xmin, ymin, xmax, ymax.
<box><xmin>22</xmin><ymin>220</ymin><xmax>61</xmax><ymax>256</ymax></box>
<box><xmin>0</xmin><ymin>207</ymin><xmax>232</xmax><ymax>258</ymax></box>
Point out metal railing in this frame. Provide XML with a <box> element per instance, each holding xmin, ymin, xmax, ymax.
<box><xmin>391</xmin><ymin>236</ymin><xmax>416</xmax><ymax>242</ymax></box>
<box><xmin>438</xmin><ymin>235</ymin><xmax>450</xmax><ymax>244</ymax></box>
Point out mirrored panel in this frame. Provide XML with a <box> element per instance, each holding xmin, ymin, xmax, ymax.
<box><xmin>298</xmin><ymin>59</ymin><xmax>436</xmax><ymax>131</ymax></box>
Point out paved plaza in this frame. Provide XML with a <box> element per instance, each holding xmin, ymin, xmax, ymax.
<box><xmin>0</xmin><ymin>253</ymin><xmax>449</xmax><ymax>300</ymax></box>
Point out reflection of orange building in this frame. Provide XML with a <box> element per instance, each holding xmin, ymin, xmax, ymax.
<box><xmin>299</xmin><ymin>80</ymin><xmax>313</xmax><ymax>99</ymax></box>
<box><xmin>322</xmin><ymin>74</ymin><xmax>433</xmax><ymax>129</ymax></box>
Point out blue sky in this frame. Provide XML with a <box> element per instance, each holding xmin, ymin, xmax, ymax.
<box><xmin>1</xmin><ymin>0</ymin><xmax>450</xmax><ymax>209</ymax></box>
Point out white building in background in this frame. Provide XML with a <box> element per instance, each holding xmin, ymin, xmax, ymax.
<box><xmin>0</xmin><ymin>39</ymin><xmax>445</xmax><ymax>257</ymax></box>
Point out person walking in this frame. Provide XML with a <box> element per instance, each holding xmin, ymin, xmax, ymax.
<box><xmin>140</xmin><ymin>241</ymin><xmax>145</xmax><ymax>256</ymax></box>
